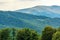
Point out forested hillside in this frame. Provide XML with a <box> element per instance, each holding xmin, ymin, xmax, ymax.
<box><xmin>0</xmin><ymin>11</ymin><xmax>60</xmax><ymax>33</ymax></box>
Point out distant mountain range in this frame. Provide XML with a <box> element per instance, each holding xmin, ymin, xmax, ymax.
<box><xmin>16</xmin><ymin>5</ymin><xmax>60</xmax><ymax>18</ymax></box>
<box><xmin>0</xmin><ymin>6</ymin><xmax>60</xmax><ymax>33</ymax></box>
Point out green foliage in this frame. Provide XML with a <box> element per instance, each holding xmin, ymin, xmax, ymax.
<box><xmin>0</xmin><ymin>28</ymin><xmax>40</xmax><ymax>40</ymax></box>
<box><xmin>41</xmin><ymin>26</ymin><xmax>56</xmax><ymax>40</ymax></box>
<box><xmin>12</xmin><ymin>28</ymin><xmax>16</xmax><ymax>40</ymax></box>
<box><xmin>52</xmin><ymin>32</ymin><xmax>60</xmax><ymax>40</ymax></box>
<box><xmin>16</xmin><ymin>28</ymin><xmax>39</xmax><ymax>40</ymax></box>
<box><xmin>0</xmin><ymin>28</ymin><xmax>11</xmax><ymax>40</ymax></box>
<box><xmin>0</xmin><ymin>26</ymin><xmax>59</xmax><ymax>40</ymax></box>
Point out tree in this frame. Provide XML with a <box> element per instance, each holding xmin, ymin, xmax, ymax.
<box><xmin>16</xmin><ymin>28</ymin><xmax>39</xmax><ymax>40</ymax></box>
<box><xmin>0</xmin><ymin>28</ymin><xmax>11</xmax><ymax>40</ymax></box>
<box><xmin>12</xmin><ymin>28</ymin><xmax>16</xmax><ymax>40</ymax></box>
<box><xmin>41</xmin><ymin>26</ymin><xmax>56</xmax><ymax>40</ymax></box>
<box><xmin>52</xmin><ymin>32</ymin><xmax>60</xmax><ymax>40</ymax></box>
<box><xmin>0</xmin><ymin>30</ymin><xmax>2</xmax><ymax>40</ymax></box>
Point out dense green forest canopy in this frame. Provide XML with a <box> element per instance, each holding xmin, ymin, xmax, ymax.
<box><xmin>0</xmin><ymin>26</ymin><xmax>60</xmax><ymax>40</ymax></box>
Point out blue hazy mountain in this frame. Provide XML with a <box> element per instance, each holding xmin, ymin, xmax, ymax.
<box><xmin>16</xmin><ymin>5</ymin><xmax>60</xmax><ymax>18</ymax></box>
<box><xmin>0</xmin><ymin>11</ymin><xmax>60</xmax><ymax>33</ymax></box>
<box><xmin>0</xmin><ymin>11</ymin><xmax>46</xmax><ymax>32</ymax></box>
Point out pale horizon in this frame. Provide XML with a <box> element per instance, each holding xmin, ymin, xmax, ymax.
<box><xmin>0</xmin><ymin>0</ymin><xmax>60</xmax><ymax>11</ymax></box>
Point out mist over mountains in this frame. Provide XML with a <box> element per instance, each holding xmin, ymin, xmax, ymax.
<box><xmin>0</xmin><ymin>5</ymin><xmax>60</xmax><ymax>32</ymax></box>
<box><xmin>16</xmin><ymin>5</ymin><xmax>60</xmax><ymax>18</ymax></box>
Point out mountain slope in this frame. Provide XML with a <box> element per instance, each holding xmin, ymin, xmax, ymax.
<box><xmin>16</xmin><ymin>5</ymin><xmax>60</xmax><ymax>18</ymax></box>
<box><xmin>0</xmin><ymin>11</ymin><xmax>60</xmax><ymax>32</ymax></box>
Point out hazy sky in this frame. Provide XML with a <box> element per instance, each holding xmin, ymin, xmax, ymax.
<box><xmin>0</xmin><ymin>0</ymin><xmax>60</xmax><ymax>11</ymax></box>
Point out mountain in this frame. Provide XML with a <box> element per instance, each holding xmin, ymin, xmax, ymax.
<box><xmin>0</xmin><ymin>11</ymin><xmax>46</xmax><ymax>32</ymax></box>
<box><xmin>0</xmin><ymin>11</ymin><xmax>60</xmax><ymax>33</ymax></box>
<box><xmin>16</xmin><ymin>5</ymin><xmax>60</xmax><ymax>18</ymax></box>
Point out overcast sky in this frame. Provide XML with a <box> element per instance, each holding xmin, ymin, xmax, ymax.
<box><xmin>0</xmin><ymin>0</ymin><xmax>60</xmax><ymax>11</ymax></box>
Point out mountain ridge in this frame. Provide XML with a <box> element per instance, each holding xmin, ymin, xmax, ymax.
<box><xmin>16</xmin><ymin>5</ymin><xmax>60</xmax><ymax>18</ymax></box>
<box><xmin>0</xmin><ymin>11</ymin><xmax>60</xmax><ymax>33</ymax></box>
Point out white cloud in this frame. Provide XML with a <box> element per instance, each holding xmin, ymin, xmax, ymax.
<box><xmin>17</xmin><ymin>0</ymin><xmax>40</xmax><ymax>1</ymax></box>
<box><xmin>0</xmin><ymin>0</ymin><xmax>60</xmax><ymax>10</ymax></box>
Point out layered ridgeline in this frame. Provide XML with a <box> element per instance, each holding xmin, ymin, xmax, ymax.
<box><xmin>16</xmin><ymin>5</ymin><xmax>60</xmax><ymax>18</ymax></box>
<box><xmin>0</xmin><ymin>6</ymin><xmax>60</xmax><ymax>33</ymax></box>
<box><xmin>0</xmin><ymin>11</ymin><xmax>60</xmax><ymax>33</ymax></box>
